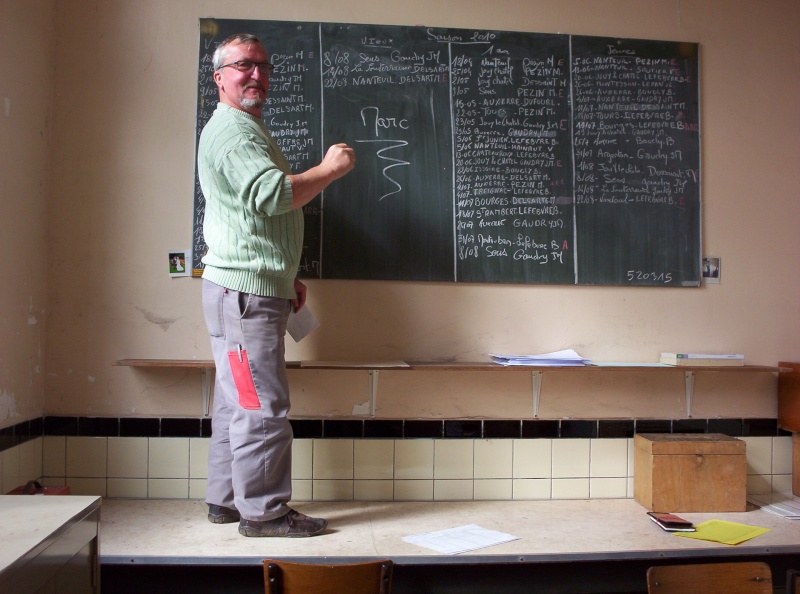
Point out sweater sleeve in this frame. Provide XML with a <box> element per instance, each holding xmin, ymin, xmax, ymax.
<box><xmin>220</xmin><ymin>132</ymin><xmax>294</xmax><ymax>217</ymax></box>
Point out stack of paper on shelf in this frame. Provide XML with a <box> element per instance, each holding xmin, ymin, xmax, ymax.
<box><xmin>490</xmin><ymin>349</ymin><xmax>590</xmax><ymax>366</ymax></box>
<box><xmin>660</xmin><ymin>352</ymin><xmax>744</xmax><ymax>366</ymax></box>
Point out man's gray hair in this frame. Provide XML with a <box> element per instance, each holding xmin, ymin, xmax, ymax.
<box><xmin>212</xmin><ymin>33</ymin><xmax>262</xmax><ymax>70</ymax></box>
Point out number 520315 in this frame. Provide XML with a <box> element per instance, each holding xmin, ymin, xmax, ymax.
<box><xmin>627</xmin><ymin>270</ymin><xmax>673</xmax><ymax>283</ymax></box>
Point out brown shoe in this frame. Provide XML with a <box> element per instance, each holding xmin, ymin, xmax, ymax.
<box><xmin>207</xmin><ymin>504</ymin><xmax>240</xmax><ymax>524</ymax></box>
<box><xmin>238</xmin><ymin>509</ymin><xmax>327</xmax><ymax>538</ymax></box>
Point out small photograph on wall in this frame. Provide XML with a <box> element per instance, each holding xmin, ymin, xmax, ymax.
<box><xmin>702</xmin><ymin>256</ymin><xmax>720</xmax><ymax>284</ymax></box>
<box><xmin>168</xmin><ymin>250</ymin><xmax>191</xmax><ymax>277</ymax></box>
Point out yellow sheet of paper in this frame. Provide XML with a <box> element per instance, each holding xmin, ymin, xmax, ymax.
<box><xmin>674</xmin><ymin>519</ymin><xmax>771</xmax><ymax>545</ymax></box>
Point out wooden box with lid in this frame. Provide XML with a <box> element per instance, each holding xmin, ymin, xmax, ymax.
<box><xmin>634</xmin><ymin>433</ymin><xmax>746</xmax><ymax>512</ymax></box>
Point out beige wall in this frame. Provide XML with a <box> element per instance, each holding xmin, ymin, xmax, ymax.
<box><xmin>0</xmin><ymin>0</ymin><xmax>55</xmax><ymax>427</ymax></box>
<box><xmin>2</xmin><ymin>1</ymin><xmax>799</xmax><ymax>427</ymax></box>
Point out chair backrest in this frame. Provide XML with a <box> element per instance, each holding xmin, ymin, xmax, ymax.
<box><xmin>264</xmin><ymin>559</ymin><xmax>393</xmax><ymax>594</ymax></box>
<box><xmin>787</xmin><ymin>569</ymin><xmax>800</xmax><ymax>594</ymax></box>
<box><xmin>647</xmin><ymin>561</ymin><xmax>772</xmax><ymax>594</ymax></box>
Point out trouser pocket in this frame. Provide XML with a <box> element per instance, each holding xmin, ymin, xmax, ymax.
<box><xmin>228</xmin><ymin>347</ymin><xmax>260</xmax><ymax>410</ymax></box>
<box><xmin>201</xmin><ymin>280</ymin><xmax>226</xmax><ymax>338</ymax></box>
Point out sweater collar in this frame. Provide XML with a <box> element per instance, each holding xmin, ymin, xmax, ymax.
<box><xmin>217</xmin><ymin>102</ymin><xmax>262</xmax><ymax>123</ymax></box>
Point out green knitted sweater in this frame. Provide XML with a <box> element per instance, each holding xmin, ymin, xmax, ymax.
<box><xmin>197</xmin><ymin>103</ymin><xmax>302</xmax><ymax>299</ymax></box>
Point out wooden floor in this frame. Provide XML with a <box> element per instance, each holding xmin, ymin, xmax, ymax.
<box><xmin>99</xmin><ymin>497</ymin><xmax>800</xmax><ymax>592</ymax></box>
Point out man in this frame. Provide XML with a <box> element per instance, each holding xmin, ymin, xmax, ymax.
<box><xmin>197</xmin><ymin>33</ymin><xmax>354</xmax><ymax>537</ymax></box>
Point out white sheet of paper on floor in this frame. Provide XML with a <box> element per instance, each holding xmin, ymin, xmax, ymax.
<box><xmin>402</xmin><ymin>524</ymin><xmax>520</xmax><ymax>554</ymax></box>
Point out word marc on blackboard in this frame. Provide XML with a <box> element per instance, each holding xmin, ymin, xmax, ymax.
<box><xmin>193</xmin><ymin>19</ymin><xmax>701</xmax><ymax>286</ymax></box>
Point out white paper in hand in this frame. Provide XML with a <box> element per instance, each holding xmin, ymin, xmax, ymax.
<box><xmin>287</xmin><ymin>306</ymin><xmax>320</xmax><ymax>342</ymax></box>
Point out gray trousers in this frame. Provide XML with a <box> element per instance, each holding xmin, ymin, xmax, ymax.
<box><xmin>202</xmin><ymin>279</ymin><xmax>293</xmax><ymax>521</ymax></box>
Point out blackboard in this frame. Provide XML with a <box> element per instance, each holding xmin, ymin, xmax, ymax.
<box><xmin>193</xmin><ymin>18</ymin><xmax>701</xmax><ymax>286</ymax></box>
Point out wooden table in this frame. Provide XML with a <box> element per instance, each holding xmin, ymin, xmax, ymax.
<box><xmin>0</xmin><ymin>495</ymin><xmax>101</xmax><ymax>594</ymax></box>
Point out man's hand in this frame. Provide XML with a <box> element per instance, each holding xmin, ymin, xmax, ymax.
<box><xmin>292</xmin><ymin>278</ymin><xmax>307</xmax><ymax>313</ymax></box>
<box><xmin>321</xmin><ymin>143</ymin><xmax>355</xmax><ymax>179</ymax></box>
<box><xmin>288</xmin><ymin>143</ymin><xmax>356</xmax><ymax>209</ymax></box>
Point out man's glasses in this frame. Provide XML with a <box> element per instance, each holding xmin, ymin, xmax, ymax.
<box><xmin>218</xmin><ymin>60</ymin><xmax>275</xmax><ymax>75</ymax></box>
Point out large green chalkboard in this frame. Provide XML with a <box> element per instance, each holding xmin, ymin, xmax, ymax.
<box><xmin>193</xmin><ymin>18</ymin><xmax>701</xmax><ymax>286</ymax></box>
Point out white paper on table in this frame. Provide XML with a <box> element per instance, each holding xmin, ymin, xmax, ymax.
<box><xmin>402</xmin><ymin>524</ymin><xmax>520</xmax><ymax>555</ymax></box>
<box><xmin>287</xmin><ymin>306</ymin><xmax>320</xmax><ymax>342</ymax></box>
<box><xmin>747</xmin><ymin>494</ymin><xmax>800</xmax><ymax>519</ymax></box>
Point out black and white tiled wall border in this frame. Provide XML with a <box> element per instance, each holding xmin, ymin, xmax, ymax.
<box><xmin>0</xmin><ymin>416</ymin><xmax>788</xmax><ymax>452</ymax></box>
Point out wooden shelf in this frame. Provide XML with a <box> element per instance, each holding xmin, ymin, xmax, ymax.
<box><xmin>403</xmin><ymin>362</ymin><xmax>784</xmax><ymax>373</ymax></box>
<box><xmin>114</xmin><ymin>359</ymin><xmax>784</xmax><ymax>372</ymax></box>
<box><xmin>113</xmin><ymin>359</ymin><xmax>786</xmax><ymax>418</ymax></box>
<box><xmin>113</xmin><ymin>358</ymin><xmax>216</xmax><ymax>368</ymax></box>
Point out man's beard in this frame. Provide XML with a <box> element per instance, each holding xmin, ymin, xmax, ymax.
<box><xmin>240</xmin><ymin>97</ymin><xmax>265</xmax><ymax>109</ymax></box>
<box><xmin>241</xmin><ymin>84</ymin><xmax>265</xmax><ymax>110</ymax></box>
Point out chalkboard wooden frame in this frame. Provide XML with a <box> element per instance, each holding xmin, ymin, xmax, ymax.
<box><xmin>193</xmin><ymin>18</ymin><xmax>701</xmax><ymax>287</ymax></box>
